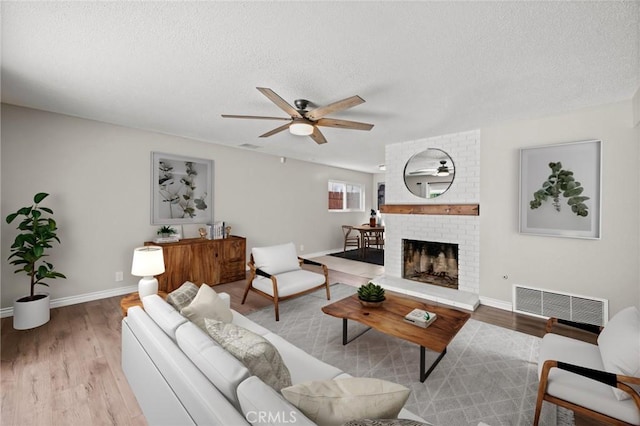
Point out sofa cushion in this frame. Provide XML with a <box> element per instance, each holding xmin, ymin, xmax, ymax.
<box><xmin>252</xmin><ymin>269</ymin><xmax>326</xmax><ymax>298</ymax></box>
<box><xmin>252</xmin><ymin>242</ymin><xmax>301</xmax><ymax>275</ymax></box>
<box><xmin>237</xmin><ymin>376</ymin><xmax>316</xmax><ymax>426</ymax></box>
<box><xmin>175</xmin><ymin>320</ymin><xmax>250</xmax><ymax>408</ymax></box>
<box><xmin>597</xmin><ymin>306</ymin><xmax>640</xmax><ymax>400</ymax></box>
<box><xmin>205</xmin><ymin>319</ymin><xmax>292</xmax><ymax>391</ymax></box>
<box><xmin>180</xmin><ymin>283</ymin><xmax>233</xmax><ymax>329</ymax></box>
<box><xmin>166</xmin><ymin>281</ymin><xmax>199</xmax><ymax>311</ymax></box>
<box><xmin>141</xmin><ymin>294</ymin><xmax>187</xmax><ymax>340</ymax></box>
<box><xmin>281</xmin><ymin>378</ymin><xmax>410</xmax><ymax>426</ymax></box>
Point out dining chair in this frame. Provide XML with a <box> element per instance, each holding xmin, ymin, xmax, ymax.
<box><xmin>342</xmin><ymin>225</ymin><xmax>360</xmax><ymax>252</ymax></box>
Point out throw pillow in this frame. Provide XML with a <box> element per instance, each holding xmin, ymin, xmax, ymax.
<box><xmin>597</xmin><ymin>306</ymin><xmax>640</xmax><ymax>401</ymax></box>
<box><xmin>180</xmin><ymin>284</ymin><xmax>232</xmax><ymax>329</ymax></box>
<box><xmin>281</xmin><ymin>377</ymin><xmax>410</xmax><ymax>426</ymax></box>
<box><xmin>204</xmin><ymin>319</ymin><xmax>292</xmax><ymax>391</ymax></box>
<box><xmin>166</xmin><ymin>281</ymin><xmax>199</xmax><ymax>311</ymax></box>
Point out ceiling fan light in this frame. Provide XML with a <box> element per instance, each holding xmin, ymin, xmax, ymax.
<box><xmin>436</xmin><ymin>160</ymin><xmax>450</xmax><ymax>176</ymax></box>
<box><xmin>290</xmin><ymin>121</ymin><xmax>314</xmax><ymax>136</ymax></box>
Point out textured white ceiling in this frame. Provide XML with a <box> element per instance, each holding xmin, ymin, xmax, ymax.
<box><xmin>2</xmin><ymin>1</ymin><xmax>638</xmax><ymax>173</ymax></box>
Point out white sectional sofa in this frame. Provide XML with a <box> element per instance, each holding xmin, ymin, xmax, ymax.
<box><xmin>121</xmin><ymin>292</ymin><xmax>426</xmax><ymax>425</ymax></box>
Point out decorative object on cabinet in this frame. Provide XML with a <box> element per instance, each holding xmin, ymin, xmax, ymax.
<box><xmin>520</xmin><ymin>140</ymin><xmax>601</xmax><ymax>239</ymax></box>
<box><xmin>145</xmin><ymin>236</ymin><xmax>246</xmax><ymax>292</ymax></box>
<box><xmin>182</xmin><ymin>223</ymin><xmax>209</xmax><ymax>239</ymax></box>
<box><xmin>155</xmin><ymin>225</ymin><xmax>181</xmax><ymax>243</ymax></box>
<box><xmin>151</xmin><ymin>152</ymin><xmax>213</xmax><ymax>225</ymax></box>
<box><xmin>5</xmin><ymin>192</ymin><xmax>67</xmax><ymax>330</ymax></box>
<box><xmin>131</xmin><ymin>246</ymin><xmax>165</xmax><ymax>298</ymax></box>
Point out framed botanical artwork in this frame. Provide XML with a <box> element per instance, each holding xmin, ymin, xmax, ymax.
<box><xmin>519</xmin><ymin>140</ymin><xmax>601</xmax><ymax>239</ymax></box>
<box><xmin>151</xmin><ymin>152</ymin><xmax>213</xmax><ymax>225</ymax></box>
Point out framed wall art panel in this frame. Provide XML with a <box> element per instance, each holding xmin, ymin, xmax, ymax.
<box><xmin>519</xmin><ymin>140</ymin><xmax>601</xmax><ymax>239</ymax></box>
<box><xmin>151</xmin><ymin>152</ymin><xmax>213</xmax><ymax>225</ymax></box>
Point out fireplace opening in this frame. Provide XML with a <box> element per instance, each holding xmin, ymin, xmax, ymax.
<box><xmin>402</xmin><ymin>239</ymin><xmax>458</xmax><ymax>289</ymax></box>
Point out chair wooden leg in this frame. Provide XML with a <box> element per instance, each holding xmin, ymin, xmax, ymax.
<box><xmin>325</xmin><ymin>282</ymin><xmax>331</xmax><ymax>300</ymax></box>
<box><xmin>534</xmin><ymin>360</ymin><xmax>555</xmax><ymax>426</ymax></box>
<box><xmin>274</xmin><ymin>297</ymin><xmax>279</xmax><ymax>321</ymax></box>
<box><xmin>241</xmin><ymin>280</ymin><xmax>252</xmax><ymax>304</ymax></box>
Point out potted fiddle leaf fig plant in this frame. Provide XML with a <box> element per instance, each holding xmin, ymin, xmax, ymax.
<box><xmin>6</xmin><ymin>192</ymin><xmax>66</xmax><ymax>329</ymax></box>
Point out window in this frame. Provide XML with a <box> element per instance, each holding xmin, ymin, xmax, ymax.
<box><xmin>328</xmin><ymin>180</ymin><xmax>364</xmax><ymax>211</ymax></box>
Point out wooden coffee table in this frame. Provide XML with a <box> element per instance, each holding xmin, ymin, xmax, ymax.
<box><xmin>322</xmin><ymin>292</ymin><xmax>470</xmax><ymax>382</ymax></box>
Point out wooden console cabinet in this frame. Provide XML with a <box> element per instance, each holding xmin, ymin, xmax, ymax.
<box><xmin>144</xmin><ymin>236</ymin><xmax>246</xmax><ymax>292</ymax></box>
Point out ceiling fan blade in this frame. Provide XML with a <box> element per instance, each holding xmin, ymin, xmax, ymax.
<box><xmin>259</xmin><ymin>123</ymin><xmax>291</xmax><ymax>138</ymax></box>
<box><xmin>305</xmin><ymin>95</ymin><xmax>365</xmax><ymax>120</ymax></box>
<box><xmin>256</xmin><ymin>87</ymin><xmax>302</xmax><ymax>118</ymax></box>
<box><xmin>309</xmin><ymin>126</ymin><xmax>327</xmax><ymax>144</ymax></box>
<box><xmin>221</xmin><ymin>114</ymin><xmax>291</xmax><ymax>121</ymax></box>
<box><xmin>315</xmin><ymin>118</ymin><xmax>374</xmax><ymax>131</ymax></box>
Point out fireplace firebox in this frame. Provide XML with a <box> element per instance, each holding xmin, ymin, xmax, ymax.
<box><xmin>402</xmin><ymin>239</ymin><xmax>459</xmax><ymax>289</ymax></box>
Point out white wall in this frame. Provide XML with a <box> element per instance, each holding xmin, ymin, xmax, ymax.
<box><xmin>480</xmin><ymin>100</ymin><xmax>639</xmax><ymax>316</ymax></box>
<box><xmin>1</xmin><ymin>105</ymin><xmax>373</xmax><ymax>309</ymax></box>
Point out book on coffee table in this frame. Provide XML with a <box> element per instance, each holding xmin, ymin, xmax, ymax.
<box><xmin>403</xmin><ymin>308</ymin><xmax>437</xmax><ymax>328</ymax></box>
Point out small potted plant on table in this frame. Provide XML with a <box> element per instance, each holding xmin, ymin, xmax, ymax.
<box><xmin>357</xmin><ymin>282</ymin><xmax>386</xmax><ymax>308</ymax></box>
<box><xmin>6</xmin><ymin>193</ymin><xmax>66</xmax><ymax>330</ymax></box>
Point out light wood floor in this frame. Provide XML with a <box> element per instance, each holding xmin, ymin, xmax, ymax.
<box><xmin>1</xmin><ymin>264</ymin><xmax>602</xmax><ymax>426</ymax></box>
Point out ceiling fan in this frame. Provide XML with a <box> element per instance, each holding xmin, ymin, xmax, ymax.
<box><xmin>408</xmin><ymin>161</ymin><xmax>453</xmax><ymax>176</ymax></box>
<box><xmin>221</xmin><ymin>87</ymin><xmax>374</xmax><ymax>144</ymax></box>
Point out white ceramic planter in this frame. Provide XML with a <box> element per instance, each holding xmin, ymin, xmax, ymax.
<box><xmin>13</xmin><ymin>293</ymin><xmax>50</xmax><ymax>330</ymax></box>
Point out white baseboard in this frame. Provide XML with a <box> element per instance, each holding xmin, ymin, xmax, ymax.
<box><xmin>479</xmin><ymin>296</ymin><xmax>512</xmax><ymax>312</ymax></box>
<box><xmin>0</xmin><ymin>285</ymin><xmax>138</xmax><ymax>318</ymax></box>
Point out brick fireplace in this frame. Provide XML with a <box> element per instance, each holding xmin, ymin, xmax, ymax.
<box><xmin>402</xmin><ymin>239</ymin><xmax>459</xmax><ymax>289</ymax></box>
<box><xmin>373</xmin><ymin>129</ymin><xmax>481</xmax><ymax>310</ymax></box>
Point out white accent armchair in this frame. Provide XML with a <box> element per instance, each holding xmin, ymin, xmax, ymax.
<box><xmin>242</xmin><ymin>242</ymin><xmax>330</xmax><ymax>321</ymax></box>
<box><xmin>534</xmin><ymin>306</ymin><xmax>640</xmax><ymax>426</ymax></box>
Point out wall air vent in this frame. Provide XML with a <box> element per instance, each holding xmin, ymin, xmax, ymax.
<box><xmin>513</xmin><ymin>284</ymin><xmax>608</xmax><ymax>326</ymax></box>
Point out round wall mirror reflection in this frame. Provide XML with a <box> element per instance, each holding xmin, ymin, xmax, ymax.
<box><xmin>403</xmin><ymin>149</ymin><xmax>455</xmax><ymax>198</ymax></box>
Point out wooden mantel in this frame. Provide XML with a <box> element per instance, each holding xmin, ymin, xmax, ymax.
<box><xmin>380</xmin><ymin>204</ymin><xmax>479</xmax><ymax>216</ymax></box>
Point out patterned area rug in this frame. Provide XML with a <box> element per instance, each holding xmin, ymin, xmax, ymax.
<box><xmin>245</xmin><ymin>284</ymin><xmax>574</xmax><ymax>426</ymax></box>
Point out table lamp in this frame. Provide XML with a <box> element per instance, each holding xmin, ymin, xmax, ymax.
<box><xmin>131</xmin><ymin>246</ymin><xmax>165</xmax><ymax>298</ymax></box>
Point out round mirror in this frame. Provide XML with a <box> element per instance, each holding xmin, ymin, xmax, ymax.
<box><xmin>403</xmin><ymin>149</ymin><xmax>455</xmax><ymax>198</ymax></box>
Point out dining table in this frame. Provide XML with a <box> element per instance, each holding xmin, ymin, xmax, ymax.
<box><xmin>351</xmin><ymin>224</ymin><xmax>385</xmax><ymax>258</ymax></box>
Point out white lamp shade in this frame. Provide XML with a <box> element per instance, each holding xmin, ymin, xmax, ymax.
<box><xmin>131</xmin><ymin>246</ymin><xmax>165</xmax><ymax>277</ymax></box>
